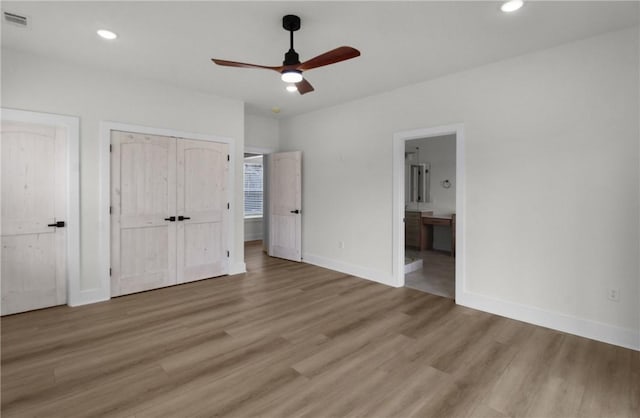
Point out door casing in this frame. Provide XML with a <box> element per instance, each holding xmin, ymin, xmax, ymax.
<box><xmin>99</xmin><ymin>121</ymin><xmax>238</xmax><ymax>302</ymax></box>
<box><xmin>0</xmin><ymin>108</ymin><xmax>80</xmax><ymax>308</ymax></box>
<box><xmin>392</xmin><ymin>123</ymin><xmax>465</xmax><ymax>302</ymax></box>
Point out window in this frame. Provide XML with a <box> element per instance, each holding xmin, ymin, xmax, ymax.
<box><xmin>244</xmin><ymin>155</ymin><xmax>263</xmax><ymax>218</ymax></box>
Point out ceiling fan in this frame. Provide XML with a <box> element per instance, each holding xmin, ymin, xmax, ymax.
<box><xmin>211</xmin><ymin>14</ymin><xmax>360</xmax><ymax>95</ymax></box>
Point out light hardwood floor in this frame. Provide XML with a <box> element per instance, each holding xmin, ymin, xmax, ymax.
<box><xmin>2</xmin><ymin>241</ymin><xmax>638</xmax><ymax>417</ymax></box>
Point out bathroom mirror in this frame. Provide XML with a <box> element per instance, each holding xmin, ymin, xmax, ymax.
<box><xmin>410</xmin><ymin>163</ymin><xmax>430</xmax><ymax>202</ymax></box>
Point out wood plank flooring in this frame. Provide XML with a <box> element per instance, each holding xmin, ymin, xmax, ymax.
<box><xmin>2</xmin><ymin>241</ymin><xmax>638</xmax><ymax>417</ymax></box>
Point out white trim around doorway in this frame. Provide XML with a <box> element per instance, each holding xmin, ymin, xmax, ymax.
<box><xmin>244</xmin><ymin>146</ymin><xmax>275</xmax><ymax>155</ymax></box>
<box><xmin>97</xmin><ymin>121</ymin><xmax>237</xmax><ymax>303</ymax></box>
<box><xmin>1</xmin><ymin>108</ymin><xmax>81</xmax><ymax>306</ymax></box>
<box><xmin>392</xmin><ymin>123</ymin><xmax>465</xmax><ymax>302</ymax></box>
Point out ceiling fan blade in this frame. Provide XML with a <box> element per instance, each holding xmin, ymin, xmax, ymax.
<box><xmin>211</xmin><ymin>59</ymin><xmax>282</xmax><ymax>72</ymax></box>
<box><xmin>297</xmin><ymin>46</ymin><xmax>360</xmax><ymax>71</ymax></box>
<box><xmin>295</xmin><ymin>78</ymin><xmax>315</xmax><ymax>95</ymax></box>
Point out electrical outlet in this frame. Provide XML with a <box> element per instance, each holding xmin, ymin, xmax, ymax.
<box><xmin>338</xmin><ymin>241</ymin><xmax>345</xmax><ymax>249</ymax></box>
<box><xmin>607</xmin><ymin>288</ymin><xmax>620</xmax><ymax>302</ymax></box>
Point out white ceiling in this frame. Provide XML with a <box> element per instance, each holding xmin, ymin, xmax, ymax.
<box><xmin>2</xmin><ymin>1</ymin><xmax>638</xmax><ymax>118</ymax></box>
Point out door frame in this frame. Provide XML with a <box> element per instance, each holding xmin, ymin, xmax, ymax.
<box><xmin>392</xmin><ymin>123</ymin><xmax>465</xmax><ymax>301</ymax></box>
<box><xmin>1</xmin><ymin>108</ymin><xmax>81</xmax><ymax>306</ymax></box>
<box><xmin>98</xmin><ymin>121</ymin><xmax>237</xmax><ymax>301</ymax></box>
<box><xmin>244</xmin><ymin>146</ymin><xmax>275</xmax><ymax>252</ymax></box>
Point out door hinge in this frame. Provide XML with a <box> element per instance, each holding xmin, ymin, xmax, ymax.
<box><xmin>227</xmin><ymin>250</ymin><xmax>230</xmax><ymax>258</ymax></box>
<box><xmin>109</xmin><ymin>206</ymin><xmax>112</xmax><ymax>214</ymax></box>
<box><xmin>110</xmin><ymin>144</ymin><xmax>112</xmax><ymax>152</ymax></box>
<box><xmin>109</xmin><ymin>268</ymin><xmax>112</xmax><ymax>276</ymax></box>
<box><xmin>227</xmin><ymin>202</ymin><xmax>230</xmax><ymax>210</ymax></box>
<box><xmin>227</xmin><ymin>154</ymin><xmax>230</xmax><ymax>162</ymax></box>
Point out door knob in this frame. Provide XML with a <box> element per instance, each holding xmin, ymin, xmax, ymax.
<box><xmin>178</xmin><ymin>216</ymin><xmax>191</xmax><ymax>221</ymax></box>
<box><xmin>290</xmin><ymin>209</ymin><xmax>300</xmax><ymax>214</ymax></box>
<box><xmin>164</xmin><ymin>216</ymin><xmax>176</xmax><ymax>222</ymax></box>
<box><xmin>47</xmin><ymin>221</ymin><xmax>65</xmax><ymax>228</ymax></box>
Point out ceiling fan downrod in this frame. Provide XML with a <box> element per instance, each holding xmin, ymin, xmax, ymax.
<box><xmin>282</xmin><ymin>15</ymin><xmax>301</xmax><ymax>66</ymax></box>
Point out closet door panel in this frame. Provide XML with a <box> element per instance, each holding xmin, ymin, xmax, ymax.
<box><xmin>177</xmin><ymin>139</ymin><xmax>229</xmax><ymax>283</ymax></box>
<box><xmin>111</xmin><ymin>131</ymin><xmax>176</xmax><ymax>296</ymax></box>
<box><xmin>118</xmin><ymin>226</ymin><xmax>172</xmax><ymax>295</ymax></box>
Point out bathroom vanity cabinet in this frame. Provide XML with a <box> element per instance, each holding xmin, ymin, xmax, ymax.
<box><xmin>404</xmin><ymin>211</ymin><xmax>423</xmax><ymax>249</ymax></box>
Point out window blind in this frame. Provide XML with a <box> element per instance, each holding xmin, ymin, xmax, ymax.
<box><xmin>244</xmin><ymin>161</ymin><xmax>263</xmax><ymax>217</ymax></box>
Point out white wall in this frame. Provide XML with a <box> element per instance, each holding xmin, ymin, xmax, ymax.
<box><xmin>406</xmin><ymin>135</ymin><xmax>456</xmax><ymax>250</ymax></box>
<box><xmin>1</xmin><ymin>48</ymin><xmax>246</xmax><ymax>299</ymax></box>
<box><xmin>405</xmin><ymin>135</ymin><xmax>456</xmax><ymax>213</ymax></box>
<box><xmin>279</xmin><ymin>27</ymin><xmax>639</xmax><ymax>348</ymax></box>
<box><xmin>245</xmin><ymin>113</ymin><xmax>279</xmax><ymax>150</ymax></box>
<box><xmin>244</xmin><ymin>218</ymin><xmax>263</xmax><ymax>241</ymax></box>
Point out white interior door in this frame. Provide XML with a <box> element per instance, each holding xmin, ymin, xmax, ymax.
<box><xmin>177</xmin><ymin>139</ymin><xmax>229</xmax><ymax>283</ymax></box>
<box><xmin>268</xmin><ymin>151</ymin><xmax>302</xmax><ymax>262</ymax></box>
<box><xmin>111</xmin><ymin>131</ymin><xmax>177</xmax><ymax>297</ymax></box>
<box><xmin>1</xmin><ymin>121</ymin><xmax>67</xmax><ymax>315</ymax></box>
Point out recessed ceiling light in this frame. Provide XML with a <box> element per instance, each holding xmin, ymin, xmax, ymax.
<box><xmin>97</xmin><ymin>29</ymin><xmax>118</xmax><ymax>40</ymax></box>
<box><xmin>501</xmin><ymin>0</ymin><xmax>523</xmax><ymax>13</ymax></box>
<box><xmin>286</xmin><ymin>85</ymin><xmax>298</xmax><ymax>93</ymax></box>
<box><xmin>271</xmin><ymin>107</ymin><xmax>281</xmax><ymax>114</ymax></box>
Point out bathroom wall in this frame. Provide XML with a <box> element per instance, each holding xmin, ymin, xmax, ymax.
<box><xmin>405</xmin><ymin>135</ymin><xmax>456</xmax><ymax>250</ymax></box>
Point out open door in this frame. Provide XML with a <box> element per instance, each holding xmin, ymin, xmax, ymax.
<box><xmin>268</xmin><ymin>151</ymin><xmax>302</xmax><ymax>261</ymax></box>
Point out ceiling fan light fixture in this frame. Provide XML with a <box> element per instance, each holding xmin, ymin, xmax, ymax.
<box><xmin>281</xmin><ymin>70</ymin><xmax>303</xmax><ymax>83</ymax></box>
<box><xmin>286</xmin><ymin>84</ymin><xmax>298</xmax><ymax>92</ymax></box>
<box><xmin>501</xmin><ymin>0</ymin><xmax>524</xmax><ymax>13</ymax></box>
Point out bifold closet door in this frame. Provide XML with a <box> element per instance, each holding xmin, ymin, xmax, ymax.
<box><xmin>111</xmin><ymin>132</ymin><xmax>229</xmax><ymax>296</ymax></box>
<box><xmin>176</xmin><ymin>139</ymin><xmax>229</xmax><ymax>283</ymax></box>
<box><xmin>111</xmin><ymin>131</ymin><xmax>177</xmax><ymax>297</ymax></box>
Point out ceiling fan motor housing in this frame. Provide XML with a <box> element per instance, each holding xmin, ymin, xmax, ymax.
<box><xmin>283</xmin><ymin>49</ymin><xmax>300</xmax><ymax>66</ymax></box>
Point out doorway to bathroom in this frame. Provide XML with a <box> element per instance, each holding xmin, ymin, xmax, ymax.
<box><xmin>404</xmin><ymin>135</ymin><xmax>456</xmax><ymax>298</ymax></box>
<box><xmin>392</xmin><ymin>124</ymin><xmax>464</xmax><ymax>301</ymax></box>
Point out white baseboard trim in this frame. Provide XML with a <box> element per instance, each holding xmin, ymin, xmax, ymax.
<box><xmin>404</xmin><ymin>259</ymin><xmax>423</xmax><ymax>274</ymax></box>
<box><xmin>302</xmin><ymin>253</ymin><xmax>395</xmax><ymax>287</ymax></box>
<box><xmin>301</xmin><ymin>252</ymin><xmax>638</xmax><ymax>351</ymax></box>
<box><xmin>67</xmin><ymin>263</ymin><xmax>247</xmax><ymax>308</ymax></box>
<box><xmin>68</xmin><ymin>288</ymin><xmax>110</xmax><ymax>307</ymax></box>
<box><xmin>229</xmin><ymin>262</ymin><xmax>247</xmax><ymax>276</ymax></box>
<box><xmin>457</xmin><ymin>290</ymin><xmax>639</xmax><ymax>351</ymax></box>
<box><xmin>244</xmin><ymin>234</ymin><xmax>263</xmax><ymax>242</ymax></box>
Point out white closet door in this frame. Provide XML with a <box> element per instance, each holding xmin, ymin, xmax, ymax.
<box><xmin>111</xmin><ymin>131</ymin><xmax>177</xmax><ymax>296</ymax></box>
<box><xmin>176</xmin><ymin>139</ymin><xmax>229</xmax><ymax>283</ymax></box>
<box><xmin>1</xmin><ymin>121</ymin><xmax>67</xmax><ymax>315</ymax></box>
<box><xmin>268</xmin><ymin>151</ymin><xmax>302</xmax><ymax>262</ymax></box>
